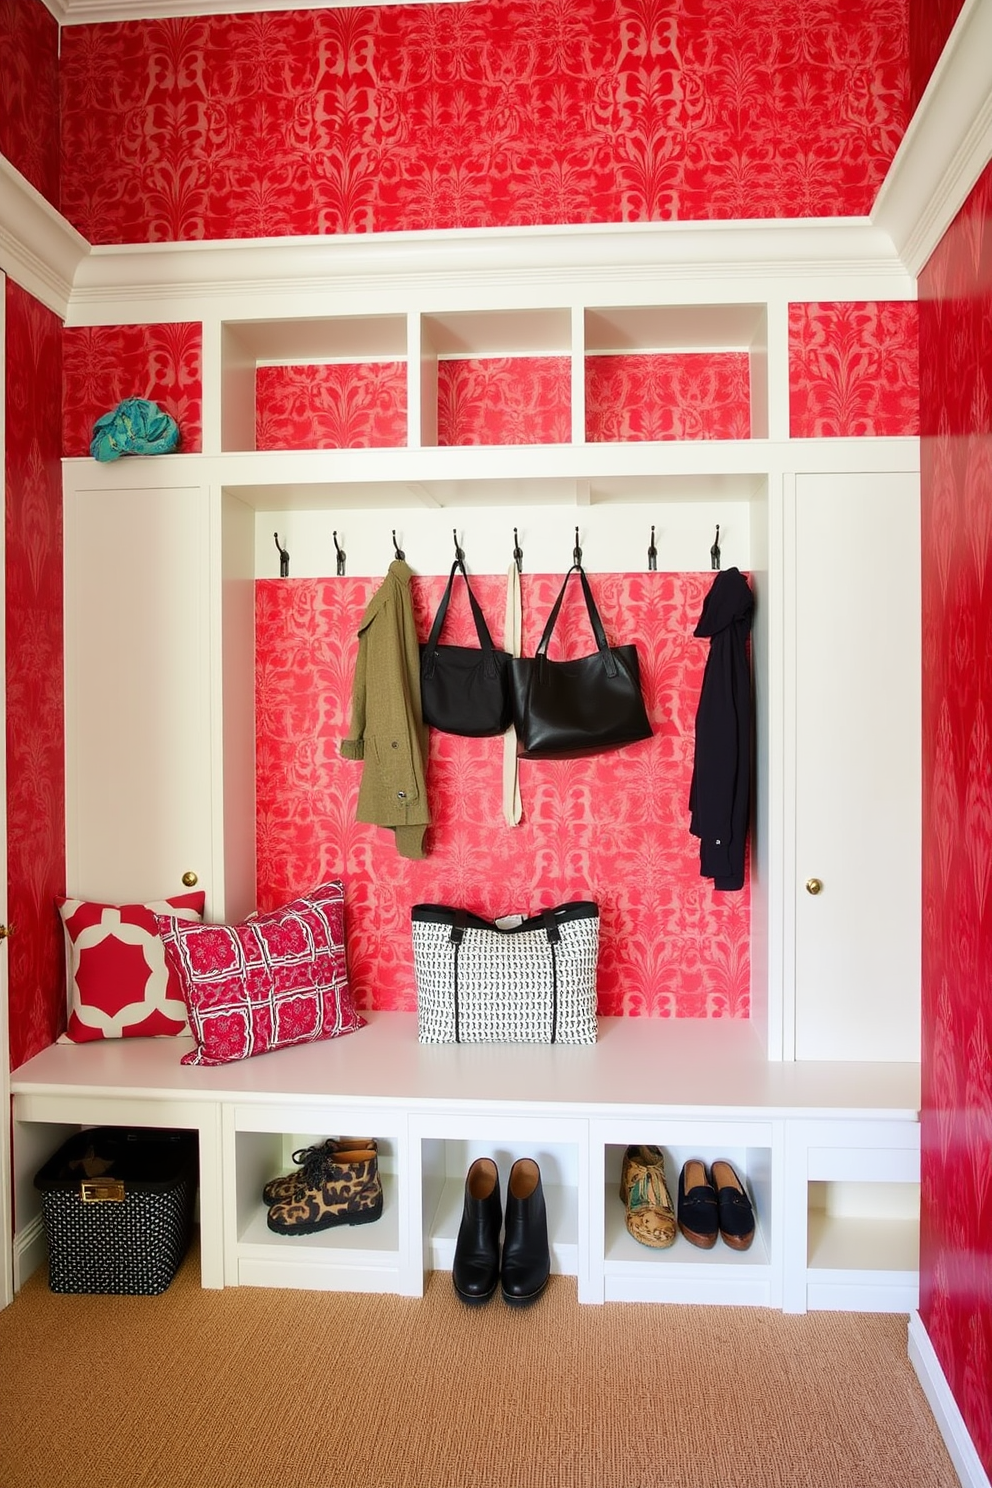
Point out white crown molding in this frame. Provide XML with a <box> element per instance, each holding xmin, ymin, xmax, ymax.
<box><xmin>0</xmin><ymin>157</ymin><xmax>88</xmax><ymax>318</ymax></box>
<box><xmin>63</xmin><ymin>217</ymin><xmax>914</xmax><ymax>322</ymax></box>
<box><xmin>873</xmin><ymin>0</ymin><xmax>992</xmax><ymax>277</ymax></box>
<box><xmin>43</xmin><ymin>0</ymin><xmax>469</xmax><ymax>22</ymax></box>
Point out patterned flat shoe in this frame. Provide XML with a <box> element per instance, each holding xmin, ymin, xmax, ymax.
<box><xmin>677</xmin><ymin>1159</ymin><xmax>719</xmax><ymax>1249</ymax></box>
<box><xmin>620</xmin><ymin>1145</ymin><xmax>676</xmax><ymax>1249</ymax></box>
<box><xmin>711</xmin><ymin>1160</ymin><xmax>756</xmax><ymax>1251</ymax></box>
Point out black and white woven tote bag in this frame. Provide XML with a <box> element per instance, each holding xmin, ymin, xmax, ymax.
<box><xmin>411</xmin><ymin>902</ymin><xmax>599</xmax><ymax>1044</ymax></box>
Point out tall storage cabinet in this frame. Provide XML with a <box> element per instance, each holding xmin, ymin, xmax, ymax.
<box><xmin>63</xmin><ymin>482</ymin><xmax>256</xmax><ymax>922</ymax></box>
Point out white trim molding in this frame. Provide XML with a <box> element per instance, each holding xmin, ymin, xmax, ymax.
<box><xmin>908</xmin><ymin>1312</ymin><xmax>992</xmax><ymax>1488</ymax></box>
<box><xmin>0</xmin><ymin>158</ymin><xmax>88</xmax><ymax>319</ymax></box>
<box><xmin>66</xmin><ymin>218</ymin><xmax>913</xmax><ymax>324</ymax></box>
<box><xmin>44</xmin><ymin>0</ymin><xmax>471</xmax><ymax>25</ymax></box>
<box><xmin>874</xmin><ymin>0</ymin><xmax>992</xmax><ymax>276</ymax></box>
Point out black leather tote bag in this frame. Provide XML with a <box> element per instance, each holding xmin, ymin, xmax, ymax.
<box><xmin>509</xmin><ymin>565</ymin><xmax>653</xmax><ymax>759</ymax></box>
<box><xmin>420</xmin><ymin>559</ymin><xmax>513</xmax><ymax>737</ymax></box>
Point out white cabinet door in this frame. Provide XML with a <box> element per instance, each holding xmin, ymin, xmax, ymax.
<box><xmin>792</xmin><ymin>472</ymin><xmax>921</xmax><ymax>1062</ymax></box>
<box><xmin>64</xmin><ymin>485</ymin><xmax>216</xmax><ymax>908</ymax></box>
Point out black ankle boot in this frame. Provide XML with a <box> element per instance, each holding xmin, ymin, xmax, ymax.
<box><xmin>500</xmin><ymin>1158</ymin><xmax>550</xmax><ymax>1307</ymax></box>
<box><xmin>452</xmin><ymin>1157</ymin><xmax>502</xmax><ymax>1305</ymax></box>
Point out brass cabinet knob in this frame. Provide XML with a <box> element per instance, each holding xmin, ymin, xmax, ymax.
<box><xmin>181</xmin><ymin>871</ymin><xmax>199</xmax><ymax>888</ymax></box>
<box><xmin>0</xmin><ymin>924</ymin><xmax>11</xmax><ymax>940</ymax></box>
<box><xmin>805</xmin><ymin>878</ymin><xmax>823</xmax><ymax>896</ymax></box>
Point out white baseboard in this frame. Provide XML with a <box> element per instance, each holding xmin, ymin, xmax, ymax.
<box><xmin>908</xmin><ymin>1311</ymin><xmax>991</xmax><ymax>1488</ymax></box>
<box><xmin>12</xmin><ymin>1216</ymin><xmax>47</xmax><ymax>1292</ymax></box>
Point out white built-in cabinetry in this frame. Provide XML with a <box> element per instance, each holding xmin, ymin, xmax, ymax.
<box><xmin>53</xmin><ymin>225</ymin><xmax>922</xmax><ymax>1308</ymax></box>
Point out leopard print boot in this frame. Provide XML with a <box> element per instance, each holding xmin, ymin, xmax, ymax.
<box><xmin>261</xmin><ymin>1138</ymin><xmax>377</xmax><ymax>1206</ymax></box>
<box><xmin>266</xmin><ymin>1148</ymin><xmax>383</xmax><ymax>1236</ymax></box>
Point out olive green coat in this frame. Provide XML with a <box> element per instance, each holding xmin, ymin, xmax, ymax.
<box><xmin>340</xmin><ymin>561</ymin><xmax>430</xmax><ymax>859</ymax></box>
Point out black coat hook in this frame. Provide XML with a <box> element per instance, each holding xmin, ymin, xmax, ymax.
<box><xmin>453</xmin><ymin>529</ymin><xmax>465</xmax><ymax>564</ymax></box>
<box><xmin>392</xmin><ymin>529</ymin><xmax>405</xmax><ymax>561</ymax></box>
<box><xmin>711</xmin><ymin>525</ymin><xmax>721</xmax><ymax>571</ymax></box>
<box><xmin>648</xmin><ymin>524</ymin><xmax>657</xmax><ymax>572</ymax></box>
<box><xmin>333</xmin><ymin>530</ymin><xmax>346</xmax><ymax>577</ymax></box>
<box><xmin>273</xmin><ymin>532</ymin><xmax>289</xmax><ymax>577</ymax></box>
<box><xmin>573</xmin><ymin>526</ymin><xmax>582</xmax><ymax>566</ymax></box>
<box><xmin>512</xmin><ymin>527</ymin><xmax>523</xmax><ymax>575</ymax></box>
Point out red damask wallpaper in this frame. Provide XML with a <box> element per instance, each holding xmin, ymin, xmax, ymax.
<box><xmin>62</xmin><ymin>324</ymin><xmax>203</xmax><ymax>458</ymax></box>
<box><xmin>789</xmin><ymin>301</ymin><xmax>920</xmax><ymax>438</ymax></box>
<box><xmin>256</xmin><ymin>362</ymin><xmax>407</xmax><ymax>450</ymax></box>
<box><xmin>586</xmin><ymin>353</ymin><xmax>750</xmax><ymax>442</ymax></box>
<box><xmin>57</xmin><ymin>0</ymin><xmax>909</xmax><ymax>245</ymax></box>
<box><xmin>909</xmin><ymin>0</ymin><xmax>967</xmax><ymax>112</ymax></box>
<box><xmin>0</xmin><ymin>0</ymin><xmax>59</xmax><ymax>207</ymax></box>
<box><xmin>918</xmin><ymin>160</ymin><xmax>992</xmax><ymax>1477</ymax></box>
<box><xmin>256</xmin><ymin>571</ymin><xmax>750</xmax><ymax>1018</ymax></box>
<box><xmin>437</xmin><ymin>357</ymin><xmax>570</xmax><ymax>446</ymax></box>
<box><xmin>5</xmin><ymin>280</ymin><xmax>66</xmax><ymax>1071</ymax></box>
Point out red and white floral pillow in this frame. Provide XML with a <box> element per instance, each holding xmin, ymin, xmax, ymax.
<box><xmin>156</xmin><ymin>881</ymin><xmax>365</xmax><ymax>1067</ymax></box>
<box><xmin>58</xmin><ymin>891</ymin><xmax>206</xmax><ymax>1043</ymax></box>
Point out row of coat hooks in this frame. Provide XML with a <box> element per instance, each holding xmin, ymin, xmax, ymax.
<box><xmin>273</xmin><ymin>524</ymin><xmax>722</xmax><ymax>577</ymax></box>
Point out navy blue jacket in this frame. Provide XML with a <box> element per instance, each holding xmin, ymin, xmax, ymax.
<box><xmin>688</xmin><ymin>568</ymin><xmax>754</xmax><ymax>892</ymax></box>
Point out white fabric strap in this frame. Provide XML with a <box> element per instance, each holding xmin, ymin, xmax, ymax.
<box><xmin>502</xmin><ymin>562</ymin><xmax>523</xmax><ymax>826</ymax></box>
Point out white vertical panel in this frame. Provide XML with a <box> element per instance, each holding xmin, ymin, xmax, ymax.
<box><xmin>64</xmin><ymin>484</ymin><xmax>215</xmax><ymax>906</ymax></box>
<box><xmin>793</xmin><ymin>471</ymin><xmax>921</xmax><ymax>1061</ymax></box>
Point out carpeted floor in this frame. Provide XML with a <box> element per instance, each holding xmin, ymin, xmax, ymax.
<box><xmin>0</xmin><ymin>1246</ymin><xmax>959</xmax><ymax>1488</ymax></box>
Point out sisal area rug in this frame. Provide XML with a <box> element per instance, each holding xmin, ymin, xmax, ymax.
<box><xmin>0</xmin><ymin>1247</ymin><xmax>959</xmax><ymax>1488</ymax></box>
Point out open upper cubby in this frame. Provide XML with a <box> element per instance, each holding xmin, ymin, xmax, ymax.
<box><xmin>418</xmin><ymin>307</ymin><xmax>574</xmax><ymax>448</ymax></box>
<box><xmin>221</xmin><ymin>314</ymin><xmax>409</xmax><ymax>454</ymax></box>
<box><xmin>584</xmin><ymin>303</ymin><xmax>769</xmax><ymax>443</ymax></box>
<box><xmin>218</xmin><ymin>301</ymin><xmax>769</xmax><ymax>458</ymax></box>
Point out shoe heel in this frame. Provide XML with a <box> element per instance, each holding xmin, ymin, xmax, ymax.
<box><xmin>347</xmin><ymin>1190</ymin><xmax>384</xmax><ymax>1226</ymax></box>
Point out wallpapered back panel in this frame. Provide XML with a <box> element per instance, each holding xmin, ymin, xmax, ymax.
<box><xmin>4</xmin><ymin>280</ymin><xmax>66</xmax><ymax>1072</ymax></box>
<box><xmin>56</xmin><ymin>0</ymin><xmax>909</xmax><ymax>244</ymax></box>
<box><xmin>62</xmin><ymin>325</ymin><xmax>203</xmax><ymax>457</ymax></box>
<box><xmin>256</xmin><ymin>571</ymin><xmax>750</xmax><ymax>1018</ymax></box>
<box><xmin>918</xmin><ymin>159</ymin><xmax>992</xmax><ymax>1478</ymax></box>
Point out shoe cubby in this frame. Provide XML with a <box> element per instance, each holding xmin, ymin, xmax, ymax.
<box><xmin>409</xmin><ymin>1115</ymin><xmax>586</xmax><ymax>1292</ymax></box>
<box><xmin>785</xmin><ymin>1118</ymin><xmax>920</xmax><ymax>1313</ymax></box>
<box><xmin>221</xmin><ymin>314</ymin><xmax>409</xmax><ymax>453</ymax></box>
<box><xmin>222</xmin><ymin>1104</ymin><xmax>416</xmax><ymax>1294</ymax></box>
<box><xmin>589</xmin><ymin>1119</ymin><xmax>780</xmax><ymax>1307</ymax></box>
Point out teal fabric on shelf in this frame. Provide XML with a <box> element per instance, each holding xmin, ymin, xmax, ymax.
<box><xmin>90</xmin><ymin>397</ymin><xmax>181</xmax><ymax>461</ymax></box>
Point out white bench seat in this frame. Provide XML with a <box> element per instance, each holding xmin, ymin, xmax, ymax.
<box><xmin>11</xmin><ymin>1012</ymin><xmax>921</xmax><ymax>1311</ymax></box>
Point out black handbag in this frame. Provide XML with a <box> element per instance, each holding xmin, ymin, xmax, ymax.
<box><xmin>420</xmin><ymin>559</ymin><xmax>512</xmax><ymax>737</ymax></box>
<box><xmin>509</xmin><ymin>564</ymin><xmax>653</xmax><ymax>759</ymax></box>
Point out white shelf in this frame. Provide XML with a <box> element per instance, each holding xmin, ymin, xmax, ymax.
<box><xmin>604</xmin><ymin>1184</ymin><xmax>771</xmax><ymax>1271</ymax></box>
<box><xmin>235</xmin><ymin>1172</ymin><xmax>402</xmax><ymax>1290</ymax></box>
<box><xmin>807</xmin><ymin>1211</ymin><xmax>919</xmax><ymax>1274</ymax></box>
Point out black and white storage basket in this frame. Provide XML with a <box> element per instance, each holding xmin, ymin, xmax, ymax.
<box><xmin>412</xmin><ymin>901</ymin><xmax>599</xmax><ymax>1044</ymax></box>
<box><xmin>34</xmin><ymin>1127</ymin><xmax>198</xmax><ymax>1295</ymax></box>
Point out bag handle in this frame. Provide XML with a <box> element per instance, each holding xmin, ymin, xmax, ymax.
<box><xmin>448</xmin><ymin>909</ymin><xmax>560</xmax><ymax>1045</ymax></box>
<box><xmin>535</xmin><ymin>564</ymin><xmax>618</xmax><ymax>678</ymax></box>
<box><xmin>422</xmin><ymin>559</ymin><xmax>500</xmax><ymax>680</ymax></box>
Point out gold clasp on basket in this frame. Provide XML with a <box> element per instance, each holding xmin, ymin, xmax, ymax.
<box><xmin>80</xmin><ymin>1178</ymin><xmax>125</xmax><ymax>1203</ymax></box>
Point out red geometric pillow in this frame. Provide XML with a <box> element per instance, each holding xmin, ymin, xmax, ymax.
<box><xmin>57</xmin><ymin>891</ymin><xmax>206</xmax><ymax>1042</ymax></box>
<box><xmin>156</xmin><ymin>881</ymin><xmax>365</xmax><ymax>1067</ymax></box>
